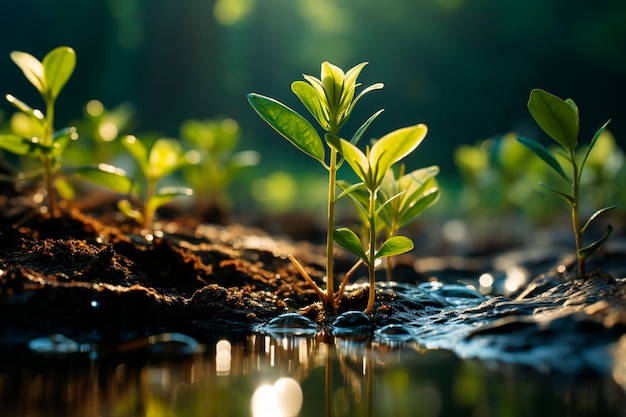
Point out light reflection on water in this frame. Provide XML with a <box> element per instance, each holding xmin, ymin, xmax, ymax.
<box><xmin>1</xmin><ymin>332</ymin><xmax>626</xmax><ymax>417</ymax></box>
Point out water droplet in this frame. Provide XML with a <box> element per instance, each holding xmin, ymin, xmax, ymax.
<box><xmin>375</xmin><ymin>324</ymin><xmax>414</xmax><ymax>343</ymax></box>
<box><xmin>262</xmin><ymin>313</ymin><xmax>318</xmax><ymax>336</ymax></box>
<box><xmin>331</xmin><ymin>311</ymin><xmax>374</xmax><ymax>336</ymax></box>
<box><xmin>419</xmin><ymin>282</ymin><xmax>485</xmax><ymax>307</ymax></box>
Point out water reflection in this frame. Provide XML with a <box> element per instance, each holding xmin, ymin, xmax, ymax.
<box><xmin>1</xmin><ymin>332</ymin><xmax>626</xmax><ymax>416</ymax></box>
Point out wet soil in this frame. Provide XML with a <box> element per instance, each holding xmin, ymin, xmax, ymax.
<box><xmin>1</xmin><ymin>192</ymin><xmax>626</xmax><ymax>374</ymax></box>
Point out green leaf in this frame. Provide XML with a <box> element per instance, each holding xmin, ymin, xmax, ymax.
<box><xmin>51</xmin><ymin>127</ymin><xmax>78</xmax><ymax>157</ymax></box>
<box><xmin>375</xmin><ymin>236</ymin><xmax>414</xmax><ymax>258</ymax></box>
<box><xmin>10</xmin><ymin>51</ymin><xmax>45</xmax><ymax>94</ymax></box>
<box><xmin>350</xmin><ymin>109</ymin><xmax>384</xmax><ymax>146</ymax></box>
<box><xmin>70</xmin><ymin>164</ymin><xmax>133</xmax><ymax>194</ymax></box>
<box><xmin>55</xmin><ymin>177</ymin><xmax>75</xmax><ymax>201</ymax></box>
<box><xmin>581</xmin><ymin>205</ymin><xmax>618</xmax><ymax>233</ymax></box>
<box><xmin>42</xmin><ymin>46</ymin><xmax>76</xmax><ymax>100</ymax></box>
<box><xmin>398</xmin><ymin>188</ymin><xmax>440</xmax><ymax>228</ymax></box>
<box><xmin>321</xmin><ymin>61</ymin><xmax>345</xmax><ymax>112</ymax></box>
<box><xmin>335</xmin><ymin>109</ymin><xmax>384</xmax><ymax>169</ymax></box>
<box><xmin>539</xmin><ymin>182</ymin><xmax>574</xmax><ymax>205</ymax></box>
<box><xmin>325</xmin><ymin>133</ymin><xmax>369</xmax><ymax>183</ymax></box>
<box><xmin>0</xmin><ymin>134</ymin><xmax>31</xmax><ymax>155</ymax></box>
<box><xmin>334</xmin><ymin>227</ymin><xmax>367</xmax><ymax>260</ymax></box>
<box><xmin>578</xmin><ymin>119</ymin><xmax>611</xmax><ymax>181</ymax></box>
<box><xmin>9</xmin><ymin>111</ymin><xmax>45</xmax><ymax>140</ymax></box>
<box><xmin>148</xmin><ymin>138</ymin><xmax>185</xmax><ymax>179</ymax></box>
<box><xmin>346</xmin><ymin>83</ymin><xmax>384</xmax><ymax>119</ymax></box>
<box><xmin>118</xmin><ymin>199</ymin><xmax>143</xmax><ymax>223</ymax></box>
<box><xmin>527</xmin><ymin>88</ymin><xmax>579</xmax><ymax>150</ymax></box>
<box><xmin>369</xmin><ymin>124</ymin><xmax>428</xmax><ymax>186</ymax></box>
<box><xmin>5</xmin><ymin>95</ymin><xmax>44</xmax><ymax>121</ymax></box>
<box><xmin>336</xmin><ymin>180</ymin><xmax>365</xmax><ymax>201</ymax></box>
<box><xmin>516</xmin><ymin>136</ymin><xmax>569</xmax><ymax>182</ymax></box>
<box><xmin>147</xmin><ymin>187</ymin><xmax>193</xmax><ymax>218</ymax></box>
<box><xmin>122</xmin><ymin>135</ymin><xmax>149</xmax><ymax>175</ymax></box>
<box><xmin>291</xmin><ymin>80</ymin><xmax>330</xmax><ymax>131</ymax></box>
<box><xmin>247</xmin><ymin>93</ymin><xmax>325</xmax><ymax>164</ymax></box>
<box><xmin>578</xmin><ymin>225</ymin><xmax>613</xmax><ymax>260</ymax></box>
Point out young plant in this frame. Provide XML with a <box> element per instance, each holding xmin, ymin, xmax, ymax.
<box><xmin>179</xmin><ymin>117</ymin><xmax>260</xmax><ymax>219</ymax></box>
<box><xmin>377</xmin><ymin>164</ymin><xmax>440</xmax><ymax>281</ymax></box>
<box><xmin>119</xmin><ymin>135</ymin><xmax>194</xmax><ymax>230</ymax></box>
<box><xmin>247</xmin><ymin>62</ymin><xmax>383</xmax><ymax>313</ymax></box>
<box><xmin>516</xmin><ymin>88</ymin><xmax>617</xmax><ymax>278</ymax></box>
<box><xmin>326</xmin><ymin>124</ymin><xmax>429</xmax><ymax>314</ymax></box>
<box><xmin>0</xmin><ymin>47</ymin><xmax>131</xmax><ymax>215</ymax></box>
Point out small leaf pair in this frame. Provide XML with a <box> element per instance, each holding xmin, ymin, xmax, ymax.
<box><xmin>119</xmin><ymin>136</ymin><xmax>195</xmax><ymax>230</ymax></box>
<box><xmin>517</xmin><ymin>88</ymin><xmax>616</xmax><ymax>277</ymax></box>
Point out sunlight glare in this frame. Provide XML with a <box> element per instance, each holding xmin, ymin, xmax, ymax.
<box><xmin>215</xmin><ymin>339</ymin><xmax>231</xmax><ymax>375</ymax></box>
<box><xmin>214</xmin><ymin>0</ymin><xmax>255</xmax><ymax>26</ymax></box>
<box><xmin>251</xmin><ymin>378</ymin><xmax>303</xmax><ymax>417</ymax></box>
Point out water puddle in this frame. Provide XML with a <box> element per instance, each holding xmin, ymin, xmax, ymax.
<box><xmin>2</xmin><ymin>280</ymin><xmax>626</xmax><ymax>416</ymax></box>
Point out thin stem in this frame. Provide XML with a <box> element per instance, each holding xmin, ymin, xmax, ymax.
<box><xmin>288</xmin><ymin>254</ymin><xmax>328</xmax><ymax>302</ymax></box>
<box><xmin>570</xmin><ymin>150</ymin><xmax>585</xmax><ymax>277</ymax></box>
<box><xmin>385</xmin><ymin>221</ymin><xmax>398</xmax><ymax>282</ymax></box>
<box><xmin>43</xmin><ymin>98</ymin><xmax>58</xmax><ymax>217</ymax></box>
<box><xmin>365</xmin><ymin>188</ymin><xmax>377</xmax><ymax>315</ymax></box>
<box><xmin>143</xmin><ymin>178</ymin><xmax>157</xmax><ymax>230</ymax></box>
<box><xmin>325</xmin><ymin>148</ymin><xmax>338</xmax><ymax>311</ymax></box>
<box><xmin>335</xmin><ymin>259</ymin><xmax>364</xmax><ymax>309</ymax></box>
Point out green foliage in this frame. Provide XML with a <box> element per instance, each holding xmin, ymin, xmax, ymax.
<box><xmin>327</xmin><ymin>124</ymin><xmax>435</xmax><ymax>314</ymax></box>
<box><xmin>453</xmin><ymin>133</ymin><xmax>551</xmax><ymax>222</ymax></box>
<box><xmin>516</xmin><ymin>88</ymin><xmax>617</xmax><ymax>277</ymax></box>
<box><xmin>248</xmin><ymin>61</ymin><xmax>383</xmax><ymax>313</ymax></box>
<box><xmin>180</xmin><ymin>117</ymin><xmax>259</xmax><ymax>213</ymax></box>
<box><xmin>119</xmin><ymin>135</ymin><xmax>194</xmax><ymax>229</ymax></box>
<box><xmin>0</xmin><ymin>47</ymin><xmax>131</xmax><ymax>215</ymax></box>
<box><xmin>66</xmin><ymin>100</ymin><xmax>135</xmax><ymax>165</ymax></box>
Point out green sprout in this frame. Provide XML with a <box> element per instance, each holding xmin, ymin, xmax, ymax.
<box><xmin>377</xmin><ymin>164</ymin><xmax>440</xmax><ymax>281</ymax></box>
<box><xmin>0</xmin><ymin>47</ymin><xmax>131</xmax><ymax>215</ymax></box>
<box><xmin>516</xmin><ymin>88</ymin><xmax>617</xmax><ymax>278</ymax></box>
<box><xmin>179</xmin><ymin>117</ymin><xmax>260</xmax><ymax>220</ymax></box>
<box><xmin>119</xmin><ymin>135</ymin><xmax>195</xmax><ymax>230</ymax></box>
<box><xmin>327</xmin><ymin>125</ymin><xmax>430</xmax><ymax>314</ymax></box>
<box><xmin>247</xmin><ymin>62</ymin><xmax>383</xmax><ymax>313</ymax></box>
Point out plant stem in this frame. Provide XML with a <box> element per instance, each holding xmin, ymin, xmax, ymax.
<box><xmin>365</xmin><ymin>188</ymin><xmax>377</xmax><ymax>315</ymax></box>
<box><xmin>143</xmin><ymin>178</ymin><xmax>157</xmax><ymax>230</ymax></box>
<box><xmin>44</xmin><ymin>98</ymin><xmax>59</xmax><ymax>217</ymax></box>
<box><xmin>570</xmin><ymin>151</ymin><xmax>585</xmax><ymax>277</ymax></box>
<box><xmin>325</xmin><ymin>148</ymin><xmax>338</xmax><ymax>311</ymax></box>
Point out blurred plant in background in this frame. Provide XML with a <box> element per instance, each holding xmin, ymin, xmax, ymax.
<box><xmin>180</xmin><ymin>117</ymin><xmax>259</xmax><ymax>223</ymax></box>
<box><xmin>454</xmin><ymin>133</ymin><xmax>553</xmax><ymax>223</ymax></box>
<box><xmin>67</xmin><ymin>99</ymin><xmax>136</xmax><ymax>166</ymax></box>
<box><xmin>118</xmin><ymin>135</ymin><xmax>196</xmax><ymax>230</ymax></box>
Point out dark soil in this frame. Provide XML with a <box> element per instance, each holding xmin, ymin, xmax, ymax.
<box><xmin>1</xmin><ymin>190</ymin><xmax>626</xmax><ymax>371</ymax></box>
<box><xmin>0</xmin><ymin>193</ymin><xmax>379</xmax><ymax>346</ymax></box>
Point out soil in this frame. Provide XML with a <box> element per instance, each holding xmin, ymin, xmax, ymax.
<box><xmin>1</xmin><ymin>187</ymin><xmax>626</xmax><ymax>374</ymax></box>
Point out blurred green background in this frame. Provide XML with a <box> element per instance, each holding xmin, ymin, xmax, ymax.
<box><xmin>1</xmin><ymin>0</ymin><xmax>625</xmax><ymax>219</ymax></box>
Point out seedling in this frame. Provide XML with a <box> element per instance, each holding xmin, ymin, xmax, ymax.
<box><xmin>377</xmin><ymin>164</ymin><xmax>440</xmax><ymax>281</ymax></box>
<box><xmin>180</xmin><ymin>117</ymin><xmax>260</xmax><ymax>217</ymax></box>
<box><xmin>327</xmin><ymin>125</ymin><xmax>429</xmax><ymax>314</ymax></box>
<box><xmin>248</xmin><ymin>62</ymin><xmax>383</xmax><ymax>313</ymax></box>
<box><xmin>516</xmin><ymin>88</ymin><xmax>617</xmax><ymax>277</ymax></box>
<box><xmin>0</xmin><ymin>47</ymin><xmax>131</xmax><ymax>215</ymax></box>
<box><xmin>119</xmin><ymin>135</ymin><xmax>194</xmax><ymax>230</ymax></box>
